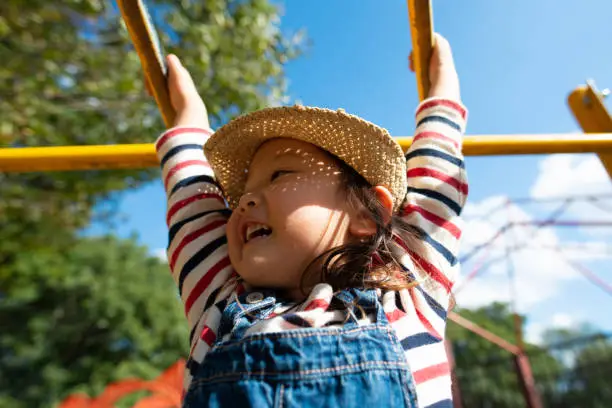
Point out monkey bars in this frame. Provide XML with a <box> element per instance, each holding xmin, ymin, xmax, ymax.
<box><xmin>1</xmin><ymin>135</ymin><xmax>612</xmax><ymax>173</ymax></box>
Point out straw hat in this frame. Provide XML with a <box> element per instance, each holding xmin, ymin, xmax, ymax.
<box><xmin>204</xmin><ymin>105</ymin><xmax>407</xmax><ymax>211</ymax></box>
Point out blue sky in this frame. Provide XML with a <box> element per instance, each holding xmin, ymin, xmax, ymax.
<box><xmin>88</xmin><ymin>0</ymin><xmax>612</xmax><ymax>341</ymax></box>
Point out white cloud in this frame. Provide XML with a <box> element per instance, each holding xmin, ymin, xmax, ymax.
<box><xmin>525</xmin><ymin>322</ymin><xmax>547</xmax><ymax>345</ymax></box>
<box><xmin>456</xmin><ymin>153</ymin><xmax>611</xmax><ymax>314</ymax></box>
<box><xmin>550</xmin><ymin>312</ymin><xmax>576</xmax><ymax>328</ymax></box>
<box><xmin>456</xmin><ymin>196</ymin><xmax>611</xmax><ymax>313</ymax></box>
<box><xmin>530</xmin><ymin>154</ymin><xmax>611</xmax><ymax>199</ymax></box>
<box><xmin>151</xmin><ymin>248</ymin><xmax>168</xmax><ymax>263</ymax></box>
<box><xmin>529</xmin><ymin>154</ymin><xmax>612</xmax><ymax>238</ymax></box>
<box><xmin>524</xmin><ymin>313</ymin><xmax>580</xmax><ymax>345</ymax></box>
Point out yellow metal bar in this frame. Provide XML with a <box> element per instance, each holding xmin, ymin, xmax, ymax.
<box><xmin>0</xmin><ymin>144</ymin><xmax>157</xmax><ymax>172</ymax></box>
<box><xmin>567</xmin><ymin>82</ymin><xmax>612</xmax><ymax>179</ymax></box>
<box><xmin>117</xmin><ymin>0</ymin><xmax>176</xmax><ymax>127</ymax></box>
<box><xmin>2</xmin><ymin>134</ymin><xmax>612</xmax><ymax>173</ymax></box>
<box><xmin>407</xmin><ymin>0</ymin><xmax>434</xmax><ymax>101</ymax></box>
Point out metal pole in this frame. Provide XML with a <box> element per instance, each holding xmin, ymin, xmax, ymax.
<box><xmin>514</xmin><ymin>352</ymin><xmax>543</xmax><ymax>408</ymax></box>
<box><xmin>1</xmin><ymin>134</ymin><xmax>612</xmax><ymax>173</ymax></box>
<box><xmin>444</xmin><ymin>339</ymin><xmax>464</xmax><ymax>408</ymax></box>
<box><xmin>406</xmin><ymin>0</ymin><xmax>434</xmax><ymax>101</ymax></box>
<box><xmin>448</xmin><ymin>312</ymin><xmax>521</xmax><ymax>355</ymax></box>
<box><xmin>567</xmin><ymin>81</ymin><xmax>612</xmax><ymax>179</ymax></box>
<box><xmin>117</xmin><ymin>0</ymin><xmax>176</xmax><ymax>127</ymax></box>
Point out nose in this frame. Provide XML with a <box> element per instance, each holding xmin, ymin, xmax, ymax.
<box><xmin>237</xmin><ymin>191</ymin><xmax>261</xmax><ymax>213</ymax></box>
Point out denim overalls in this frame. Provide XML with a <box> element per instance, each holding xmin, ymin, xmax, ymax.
<box><xmin>184</xmin><ymin>288</ymin><xmax>418</xmax><ymax>407</ymax></box>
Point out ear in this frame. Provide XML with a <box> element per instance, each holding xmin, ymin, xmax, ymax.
<box><xmin>372</xmin><ymin>185</ymin><xmax>393</xmax><ymax>224</ymax></box>
<box><xmin>347</xmin><ymin>185</ymin><xmax>394</xmax><ymax>238</ymax></box>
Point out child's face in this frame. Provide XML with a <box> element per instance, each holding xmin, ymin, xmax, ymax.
<box><xmin>226</xmin><ymin>138</ymin><xmax>356</xmax><ymax>297</ymax></box>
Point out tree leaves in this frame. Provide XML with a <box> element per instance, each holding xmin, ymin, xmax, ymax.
<box><xmin>0</xmin><ymin>236</ymin><xmax>188</xmax><ymax>407</ymax></box>
<box><xmin>0</xmin><ymin>1</ymin><xmax>303</xmax><ymax>406</ymax></box>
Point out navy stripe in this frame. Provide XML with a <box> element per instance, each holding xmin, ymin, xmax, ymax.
<box><xmin>397</xmin><ymin>265</ymin><xmax>447</xmax><ymax>320</ymax></box>
<box><xmin>416</xmin><ymin>286</ymin><xmax>447</xmax><ymax>320</ymax></box>
<box><xmin>203</xmin><ymin>286</ymin><xmax>222</xmax><ymax>311</ymax></box>
<box><xmin>160</xmin><ymin>144</ymin><xmax>202</xmax><ymax>168</ymax></box>
<box><xmin>407</xmin><ymin>187</ymin><xmax>462</xmax><ymax>216</ymax></box>
<box><xmin>400</xmin><ymin>332</ymin><xmax>441</xmax><ymax>350</ymax></box>
<box><xmin>186</xmin><ymin>358</ymin><xmax>201</xmax><ymax>375</ymax></box>
<box><xmin>282</xmin><ymin>314</ymin><xmax>312</xmax><ymax>328</ymax></box>
<box><xmin>425</xmin><ymin>399</ymin><xmax>453</xmax><ymax>408</ymax></box>
<box><xmin>188</xmin><ymin>324</ymin><xmax>197</xmax><ymax>345</ymax></box>
<box><xmin>420</xmin><ymin>228</ymin><xmax>457</xmax><ymax>266</ymax></box>
<box><xmin>178</xmin><ymin>235</ymin><xmax>227</xmax><ymax>294</ymax></box>
<box><xmin>406</xmin><ymin>148</ymin><xmax>465</xmax><ymax>169</ymax></box>
<box><xmin>417</xmin><ymin>115</ymin><xmax>461</xmax><ymax>132</ymax></box>
<box><xmin>168</xmin><ymin>209</ymin><xmax>231</xmax><ymax>246</ymax></box>
<box><xmin>170</xmin><ymin>174</ymin><xmax>220</xmax><ymax>196</ymax></box>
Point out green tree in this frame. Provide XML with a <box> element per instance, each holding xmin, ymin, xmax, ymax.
<box><xmin>447</xmin><ymin>303</ymin><xmax>563</xmax><ymax>408</ymax></box>
<box><xmin>0</xmin><ymin>0</ymin><xmax>303</xmax><ymax>257</ymax></box>
<box><xmin>540</xmin><ymin>328</ymin><xmax>612</xmax><ymax>408</ymax></box>
<box><xmin>0</xmin><ymin>236</ymin><xmax>188</xmax><ymax>407</ymax></box>
<box><xmin>1</xmin><ymin>1</ymin><xmax>302</xmax><ymax>406</ymax></box>
<box><xmin>568</xmin><ymin>335</ymin><xmax>612</xmax><ymax>407</ymax></box>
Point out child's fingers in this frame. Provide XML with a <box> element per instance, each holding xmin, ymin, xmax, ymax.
<box><xmin>166</xmin><ymin>54</ymin><xmax>200</xmax><ymax>110</ymax></box>
<box><xmin>428</xmin><ymin>33</ymin><xmax>460</xmax><ymax>100</ymax></box>
<box><xmin>165</xmin><ymin>54</ymin><xmax>210</xmax><ymax>128</ymax></box>
<box><xmin>408</xmin><ymin>52</ymin><xmax>415</xmax><ymax>72</ymax></box>
<box><xmin>431</xmin><ymin>33</ymin><xmax>455</xmax><ymax>68</ymax></box>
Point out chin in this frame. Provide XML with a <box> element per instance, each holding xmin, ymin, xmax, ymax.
<box><xmin>236</xmin><ymin>266</ymin><xmax>299</xmax><ymax>290</ymax></box>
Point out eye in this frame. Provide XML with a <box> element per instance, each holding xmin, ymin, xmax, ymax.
<box><xmin>270</xmin><ymin>170</ymin><xmax>292</xmax><ymax>182</ymax></box>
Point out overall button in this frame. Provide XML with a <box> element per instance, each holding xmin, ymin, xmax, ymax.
<box><xmin>246</xmin><ymin>292</ymin><xmax>264</xmax><ymax>304</ymax></box>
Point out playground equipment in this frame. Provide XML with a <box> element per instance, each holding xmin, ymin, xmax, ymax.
<box><xmin>1</xmin><ymin>1</ymin><xmax>610</xmax><ymax>407</ymax></box>
<box><xmin>0</xmin><ymin>1</ymin><xmax>611</xmax><ymax>177</ymax></box>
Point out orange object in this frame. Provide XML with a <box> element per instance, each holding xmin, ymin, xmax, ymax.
<box><xmin>59</xmin><ymin>360</ymin><xmax>185</xmax><ymax>408</ymax></box>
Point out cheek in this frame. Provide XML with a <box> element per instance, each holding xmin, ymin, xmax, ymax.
<box><xmin>226</xmin><ymin>214</ymin><xmax>241</xmax><ymax>249</ymax></box>
<box><xmin>281</xmin><ymin>205</ymin><xmax>347</xmax><ymax>249</ymax></box>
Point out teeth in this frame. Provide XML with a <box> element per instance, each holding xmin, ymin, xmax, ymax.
<box><xmin>245</xmin><ymin>223</ymin><xmax>272</xmax><ymax>242</ymax></box>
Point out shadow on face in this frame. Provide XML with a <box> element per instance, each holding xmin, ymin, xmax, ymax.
<box><xmin>243</xmin><ymin>138</ymin><xmax>349</xmax><ymax>211</ymax></box>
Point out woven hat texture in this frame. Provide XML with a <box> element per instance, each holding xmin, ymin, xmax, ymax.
<box><xmin>204</xmin><ymin>105</ymin><xmax>407</xmax><ymax>211</ymax></box>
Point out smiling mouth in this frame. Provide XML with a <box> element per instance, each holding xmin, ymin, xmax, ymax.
<box><xmin>244</xmin><ymin>224</ymin><xmax>273</xmax><ymax>244</ymax></box>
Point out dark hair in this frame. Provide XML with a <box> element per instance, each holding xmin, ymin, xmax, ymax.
<box><xmin>300</xmin><ymin>157</ymin><xmax>428</xmax><ymax>294</ymax></box>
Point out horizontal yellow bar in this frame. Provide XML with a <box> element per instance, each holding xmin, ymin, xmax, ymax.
<box><xmin>1</xmin><ymin>134</ymin><xmax>611</xmax><ymax>173</ymax></box>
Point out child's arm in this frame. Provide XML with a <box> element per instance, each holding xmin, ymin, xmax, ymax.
<box><xmin>155</xmin><ymin>55</ymin><xmax>235</xmax><ymax>341</ymax></box>
<box><xmin>400</xmin><ymin>35</ymin><xmax>468</xmax><ymax>308</ymax></box>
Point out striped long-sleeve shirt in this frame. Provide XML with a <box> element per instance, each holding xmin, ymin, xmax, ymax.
<box><xmin>156</xmin><ymin>97</ymin><xmax>468</xmax><ymax>408</ymax></box>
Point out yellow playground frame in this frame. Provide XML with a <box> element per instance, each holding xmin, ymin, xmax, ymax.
<box><xmin>0</xmin><ymin>0</ymin><xmax>611</xmax><ymax>179</ymax></box>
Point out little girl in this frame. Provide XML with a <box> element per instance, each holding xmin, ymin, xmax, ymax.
<box><xmin>156</xmin><ymin>33</ymin><xmax>467</xmax><ymax>408</ymax></box>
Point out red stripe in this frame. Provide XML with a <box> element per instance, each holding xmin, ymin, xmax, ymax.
<box><xmin>164</xmin><ymin>160</ymin><xmax>210</xmax><ymax>189</ymax></box>
<box><xmin>413</xmin><ymin>362</ymin><xmax>450</xmax><ymax>384</ymax></box>
<box><xmin>412</xmin><ymin>131</ymin><xmax>459</xmax><ymax>150</ymax></box>
<box><xmin>407</xmin><ymin>167</ymin><xmax>468</xmax><ymax>195</ymax></box>
<box><xmin>166</xmin><ymin>193</ymin><xmax>225</xmax><ymax>226</ymax></box>
<box><xmin>156</xmin><ymin>127</ymin><xmax>212</xmax><ymax>150</ymax></box>
<box><xmin>169</xmin><ymin>219</ymin><xmax>226</xmax><ymax>270</ymax></box>
<box><xmin>409</xmin><ymin>288</ymin><xmax>443</xmax><ymax>339</ymax></box>
<box><xmin>185</xmin><ymin>256</ymin><xmax>232</xmax><ymax>314</ymax></box>
<box><xmin>304</xmin><ymin>298</ymin><xmax>330</xmax><ymax>311</ymax></box>
<box><xmin>416</xmin><ymin>307</ymin><xmax>441</xmax><ymax>339</ymax></box>
<box><xmin>199</xmin><ymin>325</ymin><xmax>217</xmax><ymax>347</ymax></box>
<box><xmin>402</xmin><ymin>204</ymin><xmax>462</xmax><ymax>239</ymax></box>
<box><xmin>394</xmin><ymin>236</ymin><xmax>452</xmax><ymax>293</ymax></box>
<box><xmin>416</xmin><ymin>99</ymin><xmax>467</xmax><ymax>119</ymax></box>
<box><xmin>385</xmin><ymin>308</ymin><xmax>406</xmax><ymax>323</ymax></box>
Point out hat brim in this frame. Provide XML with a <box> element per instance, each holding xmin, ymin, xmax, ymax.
<box><xmin>204</xmin><ymin>105</ymin><xmax>407</xmax><ymax>211</ymax></box>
